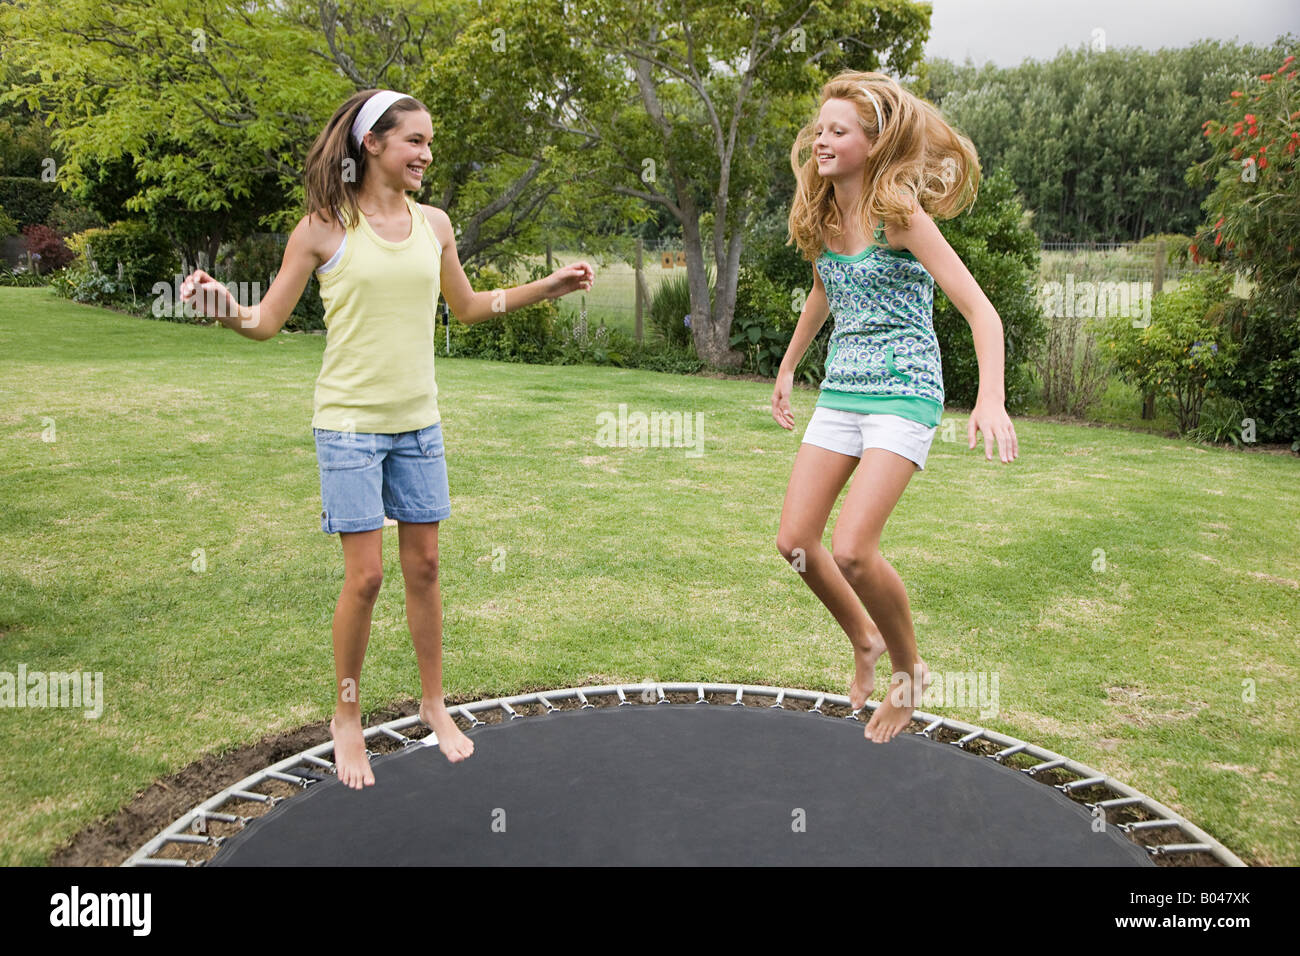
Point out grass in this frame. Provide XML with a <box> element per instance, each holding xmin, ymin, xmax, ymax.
<box><xmin>0</xmin><ymin>285</ymin><xmax>1297</xmax><ymax>866</ymax></box>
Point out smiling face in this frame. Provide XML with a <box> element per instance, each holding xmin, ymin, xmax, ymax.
<box><xmin>813</xmin><ymin>97</ymin><xmax>873</xmax><ymax>180</ymax></box>
<box><xmin>366</xmin><ymin>109</ymin><xmax>434</xmax><ymax>189</ymax></box>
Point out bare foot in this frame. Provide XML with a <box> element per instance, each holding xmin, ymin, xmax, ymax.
<box><xmin>330</xmin><ymin>715</ymin><xmax>375</xmax><ymax>788</ymax></box>
<box><xmin>420</xmin><ymin>700</ymin><xmax>475</xmax><ymax>763</ymax></box>
<box><xmin>863</xmin><ymin>660</ymin><xmax>932</xmax><ymax>743</ymax></box>
<box><xmin>848</xmin><ymin>627</ymin><xmax>888</xmax><ymax>711</ymax></box>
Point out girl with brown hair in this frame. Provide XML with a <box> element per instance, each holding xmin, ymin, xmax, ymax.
<box><xmin>181</xmin><ymin>89</ymin><xmax>593</xmax><ymax>787</ymax></box>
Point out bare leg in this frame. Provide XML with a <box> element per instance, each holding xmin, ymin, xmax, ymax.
<box><xmin>397</xmin><ymin>520</ymin><xmax>474</xmax><ymax>762</ymax></box>
<box><xmin>776</xmin><ymin>442</ymin><xmax>888</xmax><ymax>711</ymax></box>
<box><xmin>330</xmin><ymin>528</ymin><xmax>382</xmax><ymax>788</ymax></box>
<box><xmin>830</xmin><ymin>449</ymin><xmax>932</xmax><ymax>743</ymax></box>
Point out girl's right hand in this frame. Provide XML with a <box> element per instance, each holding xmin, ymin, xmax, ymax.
<box><xmin>771</xmin><ymin>368</ymin><xmax>795</xmax><ymax>430</ymax></box>
<box><xmin>180</xmin><ymin>269</ymin><xmax>239</xmax><ymax>320</ymax></box>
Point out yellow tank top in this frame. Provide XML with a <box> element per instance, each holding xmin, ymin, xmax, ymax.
<box><xmin>311</xmin><ymin>192</ymin><xmax>442</xmax><ymax>433</ymax></box>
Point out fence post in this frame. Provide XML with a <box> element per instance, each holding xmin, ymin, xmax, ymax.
<box><xmin>1140</xmin><ymin>241</ymin><xmax>1166</xmax><ymax>420</ymax></box>
<box><xmin>634</xmin><ymin>237</ymin><xmax>643</xmax><ymax>344</ymax></box>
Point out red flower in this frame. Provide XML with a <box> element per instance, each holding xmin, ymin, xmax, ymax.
<box><xmin>1190</xmin><ymin>243</ymin><xmax>1201</xmax><ymax>263</ymax></box>
<box><xmin>1260</xmin><ymin>157</ymin><xmax>1268</xmax><ymax>169</ymax></box>
<box><xmin>1231</xmin><ymin>90</ymin><xmax>1242</xmax><ymax>97</ymax></box>
<box><xmin>1245</xmin><ymin>114</ymin><xmax>1256</xmax><ymax>123</ymax></box>
<box><xmin>1233</xmin><ymin>122</ymin><xmax>1244</xmax><ymax>136</ymax></box>
<box><xmin>1214</xmin><ymin>216</ymin><xmax>1225</xmax><ymax>228</ymax></box>
<box><xmin>1283</xmin><ymin>55</ymin><xmax>1297</xmax><ymax>70</ymax></box>
<box><xmin>1249</xmin><ymin>125</ymin><xmax>1258</xmax><ymax>136</ymax></box>
<box><xmin>1261</xmin><ymin>74</ymin><xmax>1273</xmax><ymax>81</ymax></box>
<box><xmin>1215</xmin><ymin>231</ymin><xmax>1223</xmax><ymax>246</ymax></box>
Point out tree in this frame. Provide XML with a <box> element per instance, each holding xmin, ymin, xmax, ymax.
<box><xmin>540</xmin><ymin>0</ymin><xmax>931</xmax><ymax>366</ymax></box>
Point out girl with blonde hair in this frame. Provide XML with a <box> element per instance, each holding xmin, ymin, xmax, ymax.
<box><xmin>773</xmin><ymin>71</ymin><xmax>1018</xmax><ymax>743</ymax></box>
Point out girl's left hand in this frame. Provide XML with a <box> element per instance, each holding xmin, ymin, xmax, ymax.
<box><xmin>968</xmin><ymin>399</ymin><xmax>1019</xmax><ymax>463</ymax></box>
<box><xmin>547</xmin><ymin>261</ymin><xmax>595</xmax><ymax>299</ymax></box>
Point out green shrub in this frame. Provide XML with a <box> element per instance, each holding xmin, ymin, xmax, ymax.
<box><xmin>70</xmin><ymin>220</ymin><xmax>174</xmax><ymax>296</ymax></box>
<box><xmin>0</xmin><ymin>204</ymin><xmax>17</xmax><ymax>239</ymax></box>
<box><xmin>0</xmin><ymin>266</ymin><xmax>47</xmax><ymax>287</ymax></box>
<box><xmin>444</xmin><ymin>264</ymin><xmax>560</xmax><ymax>362</ymax></box>
<box><xmin>0</xmin><ymin>176</ymin><xmax>58</xmax><ymax>227</ymax></box>
<box><xmin>647</xmin><ymin>268</ymin><xmax>704</xmax><ymax>349</ymax></box>
<box><xmin>1212</xmin><ymin>297</ymin><xmax>1300</xmax><ymax>449</ymax></box>
<box><xmin>1096</xmin><ymin>270</ymin><xmax>1240</xmax><ymax>435</ymax></box>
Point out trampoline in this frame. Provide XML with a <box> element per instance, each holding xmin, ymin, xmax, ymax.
<box><xmin>126</xmin><ymin>684</ymin><xmax>1244</xmax><ymax>867</ymax></box>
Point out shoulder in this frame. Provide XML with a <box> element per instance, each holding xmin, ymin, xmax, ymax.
<box><xmin>886</xmin><ymin>202</ymin><xmax>936</xmax><ymax>239</ymax></box>
<box><xmin>417</xmin><ymin>202</ymin><xmax>453</xmax><ymax>251</ymax></box>
<box><xmin>296</xmin><ymin>210</ymin><xmax>346</xmax><ymax>263</ymax></box>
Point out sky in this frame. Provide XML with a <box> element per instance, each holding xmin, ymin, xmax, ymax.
<box><xmin>923</xmin><ymin>0</ymin><xmax>1297</xmax><ymax>66</ymax></box>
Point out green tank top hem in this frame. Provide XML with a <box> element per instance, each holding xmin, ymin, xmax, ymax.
<box><xmin>815</xmin><ymin>390</ymin><xmax>943</xmax><ymax>427</ymax></box>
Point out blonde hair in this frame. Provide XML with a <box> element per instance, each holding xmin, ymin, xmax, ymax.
<box><xmin>302</xmin><ymin>89</ymin><xmax>428</xmax><ymax>229</ymax></box>
<box><xmin>787</xmin><ymin>71</ymin><xmax>980</xmax><ymax>261</ymax></box>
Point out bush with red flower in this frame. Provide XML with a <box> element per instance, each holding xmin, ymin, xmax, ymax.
<box><xmin>19</xmin><ymin>224</ymin><xmax>75</xmax><ymax>273</ymax></box>
<box><xmin>1187</xmin><ymin>53</ymin><xmax>1300</xmax><ymax>448</ymax></box>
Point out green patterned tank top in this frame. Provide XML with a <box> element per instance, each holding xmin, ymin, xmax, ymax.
<box><xmin>815</xmin><ymin>220</ymin><xmax>944</xmax><ymax>426</ymax></box>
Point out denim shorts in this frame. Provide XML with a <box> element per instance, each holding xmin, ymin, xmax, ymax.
<box><xmin>313</xmin><ymin>422</ymin><xmax>451</xmax><ymax>533</ymax></box>
<box><xmin>802</xmin><ymin>406</ymin><xmax>938</xmax><ymax>471</ymax></box>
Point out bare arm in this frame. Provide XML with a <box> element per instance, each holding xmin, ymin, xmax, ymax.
<box><xmin>423</xmin><ymin>204</ymin><xmax>581</xmax><ymax>324</ymax></box>
<box><xmin>772</xmin><ymin>265</ymin><xmax>831</xmax><ymax>429</ymax></box>
<box><xmin>778</xmin><ymin>265</ymin><xmax>831</xmax><ymax>377</ymax></box>
<box><xmin>887</xmin><ymin>206</ymin><xmax>1018</xmax><ymax>462</ymax></box>
<box><xmin>182</xmin><ymin>214</ymin><xmax>323</xmax><ymax>341</ymax></box>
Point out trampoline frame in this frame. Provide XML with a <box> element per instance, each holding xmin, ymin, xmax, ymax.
<box><xmin>123</xmin><ymin>682</ymin><xmax>1246</xmax><ymax>867</ymax></box>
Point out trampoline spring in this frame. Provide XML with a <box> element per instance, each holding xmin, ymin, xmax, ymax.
<box><xmin>731</xmin><ymin>688</ymin><xmax>745</xmax><ymax>706</ymax></box>
<box><xmin>1024</xmin><ymin>758</ymin><xmax>1067</xmax><ymax>776</ymax></box>
<box><xmin>500</xmin><ymin>701</ymin><xmax>521</xmax><ymax>720</ymax></box>
<box><xmin>378</xmin><ymin>727</ymin><xmax>410</xmax><ymax>744</ymax></box>
<box><xmin>1094</xmin><ymin>796</ymin><xmax>1144</xmax><ymax>809</ymax></box>
<box><xmin>1118</xmin><ymin>818</ymin><xmax>1182</xmax><ymax>834</ymax></box>
<box><xmin>576</xmin><ymin>690</ymin><xmax>594</xmax><ymax>709</ymax></box>
<box><xmin>456</xmin><ymin>705</ymin><xmax>484</xmax><ymax>727</ymax></box>
<box><xmin>230</xmin><ymin>789</ymin><xmax>273</xmax><ymax>804</ymax></box>
<box><xmin>616</xmin><ymin>687</ymin><xmax>630</xmax><ymax>706</ymax></box>
<box><xmin>536</xmin><ymin>693</ymin><xmax>557</xmax><ymax>713</ymax></box>
<box><xmin>654</xmin><ymin>685</ymin><xmax>669</xmax><ymax>704</ymax></box>
<box><xmin>193</xmin><ymin>811</ymin><xmax>240</xmax><ymax>825</ymax></box>
<box><xmin>300</xmin><ymin>754</ymin><xmax>334</xmax><ymax>770</ymax></box>
<box><xmin>696</xmin><ymin>686</ymin><xmax>707</xmax><ymax>704</ymax></box>
<box><xmin>955</xmin><ymin>730</ymin><xmax>984</xmax><ymax>748</ymax></box>
<box><xmin>770</xmin><ymin>689</ymin><xmax>785</xmax><ymax>709</ymax></box>
<box><xmin>164</xmin><ymin>833</ymin><xmax>216</xmax><ymax>847</ymax></box>
<box><xmin>809</xmin><ymin>693</ymin><xmax>825</xmax><ymax>714</ymax></box>
<box><xmin>135</xmin><ymin>858</ymin><xmax>189</xmax><ymax>867</ymax></box>
<box><xmin>1150</xmin><ymin>842</ymin><xmax>1213</xmax><ymax>857</ymax></box>
<box><xmin>266</xmin><ymin>770</ymin><xmax>314</xmax><ymax>788</ymax></box>
<box><xmin>920</xmin><ymin>718</ymin><xmax>944</xmax><ymax>738</ymax></box>
<box><xmin>1057</xmin><ymin>775</ymin><xmax>1108</xmax><ymax>793</ymax></box>
<box><xmin>993</xmin><ymin>742</ymin><xmax>1027</xmax><ymax>762</ymax></box>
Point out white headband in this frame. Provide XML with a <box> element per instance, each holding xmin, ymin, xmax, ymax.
<box><xmin>350</xmin><ymin>90</ymin><xmax>411</xmax><ymax>149</ymax></box>
<box><xmin>860</xmin><ymin>85</ymin><xmax>884</xmax><ymax>132</ymax></box>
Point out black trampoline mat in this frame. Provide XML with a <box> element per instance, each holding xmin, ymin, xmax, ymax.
<box><xmin>209</xmin><ymin>703</ymin><xmax>1154</xmax><ymax>866</ymax></box>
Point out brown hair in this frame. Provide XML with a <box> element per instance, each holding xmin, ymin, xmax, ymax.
<box><xmin>302</xmin><ymin>90</ymin><xmax>429</xmax><ymax>228</ymax></box>
<box><xmin>787</xmin><ymin>71</ymin><xmax>980</xmax><ymax>261</ymax></box>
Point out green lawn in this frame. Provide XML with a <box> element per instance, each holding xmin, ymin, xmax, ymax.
<box><xmin>0</xmin><ymin>286</ymin><xmax>1296</xmax><ymax>866</ymax></box>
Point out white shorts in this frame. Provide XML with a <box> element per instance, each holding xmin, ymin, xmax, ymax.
<box><xmin>801</xmin><ymin>406</ymin><xmax>939</xmax><ymax>471</ymax></box>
